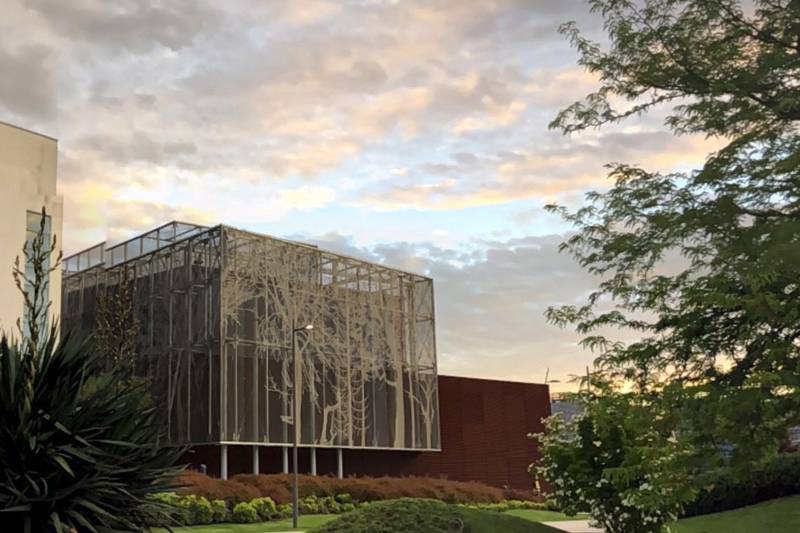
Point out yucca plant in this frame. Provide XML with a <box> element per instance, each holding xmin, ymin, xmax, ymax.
<box><xmin>0</xmin><ymin>208</ymin><xmax>184</xmax><ymax>532</ymax></box>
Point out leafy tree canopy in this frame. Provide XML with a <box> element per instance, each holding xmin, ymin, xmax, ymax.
<box><xmin>547</xmin><ymin>0</ymin><xmax>800</xmax><ymax>459</ymax></box>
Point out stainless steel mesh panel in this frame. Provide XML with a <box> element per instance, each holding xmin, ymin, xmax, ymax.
<box><xmin>61</xmin><ymin>224</ymin><xmax>440</xmax><ymax>450</ymax></box>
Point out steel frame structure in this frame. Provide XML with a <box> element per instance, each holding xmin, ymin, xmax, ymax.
<box><xmin>62</xmin><ymin>223</ymin><xmax>440</xmax><ymax>451</ymax></box>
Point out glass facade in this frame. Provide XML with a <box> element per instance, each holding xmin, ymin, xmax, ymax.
<box><xmin>62</xmin><ymin>223</ymin><xmax>440</xmax><ymax>450</ymax></box>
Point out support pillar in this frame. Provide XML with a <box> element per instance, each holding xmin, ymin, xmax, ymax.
<box><xmin>282</xmin><ymin>446</ymin><xmax>289</xmax><ymax>474</ymax></box>
<box><xmin>220</xmin><ymin>444</ymin><xmax>228</xmax><ymax>480</ymax></box>
<box><xmin>252</xmin><ymin>445</ymin><xmax>259</xmax><ymax>474</ymax></box>
<box><xmin>337</xmin><ymin>447</ymin><xmax>343</xmax><ymax>479</ymax></box>
<box><xmin>310</xmin><ymin>447</ymin><xmax>317</xmax><ymax>475</ymax></box>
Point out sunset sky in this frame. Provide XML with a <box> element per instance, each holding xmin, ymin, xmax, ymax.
<box><xmin>1</xmin><ymin>0</ymin><xmax>718</xmax><ymax>390</ymax></box>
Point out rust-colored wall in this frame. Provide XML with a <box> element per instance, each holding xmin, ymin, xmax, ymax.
<box><xmin>182</xmin><ymin>375</ymin><xmax>550</xmax><ymax>490</ymax></box>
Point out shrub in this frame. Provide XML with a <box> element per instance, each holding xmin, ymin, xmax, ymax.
<box><xmin>210</xmin><ymin>499</ymin><xmax>229</xmax><ymax>523</ymax></box>
<box><xmin>252</xmin><ymin>496</ymin><xmax>277</xmax><ymax>521</ymax></box>
<box><xmin>311</xmin><ymin>498</ymin><xmax>464</xmax><ymax>532</ymax></box>
<box><xmin>180</xmin><ymin>494</ymin><xmax>214</xmax><ymax>525</ymax></box>
<box><xmin>232</xmin><ymin>502</ymin><xmax>259</xmax><ymax>523</ymax></box>
<box><xmin>210</xmin><ymin>472</ymin><xmax>504</xmax><ymax>505</ymax></box>
<box><xmin>335</xmin><ymin>492</ymin><xmax>353</xmax><ymax>504</ymax></box>
<box><xmin>177</xmin><ymin>470</ymin><xmax>261</xmax><ymax>504</ymax></box>
<box><xmin>299</xmin><ymin>495</ymin><xmax>322</xmax><ymax>514</ymax></box>
<box><xmin>0</xmin><ymin>320</ymin><xmax>184</xmax><ymax>529</ymax></box>
<box><xmin>277</xmin><ymin>503</ymin><xmax>292</xmax><ymax>519</ymax></box>
<box><xmin>310</xmin><ymin>498</ymin><xmax>539</xmax><ymax>533</ymax></box>
<box><xmin>683</xmin><ymin>453</ymin><xmax>800</xmax><ymax>517</ymax></box>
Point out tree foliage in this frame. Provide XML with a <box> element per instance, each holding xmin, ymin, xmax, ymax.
<box><xmin>0</xmin><ymin>208</ymin><xmax>183</xmax><ymax>532</ymax></box>
<box><xmin>547</xmin><ymin>0</ymin><xmax>800</xmax><ymax>456</ymax></box>
<box><xmin>536</xmin><ymin>388</ymin><xmax>696</xmax><ymax>533</ymax></box>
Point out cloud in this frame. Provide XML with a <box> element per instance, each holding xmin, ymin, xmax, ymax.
<box><xmin>1</xmin><ymin>0</ymin><xmax>723</xmax><ymax>388</ymax></box>
<box><xmin>307</xmin><ymin>231</ymin><xmax>614</xmax><ymax>390</ymax></box>
<box><xmin>22</xmin><ymin>0</ymin><xmax>220</xmax><ymax>53</ymax></box>
<box><xmin>0</xmin><ymin>45</ymin><xmax>57</xmax><ymax>120</ymax></box>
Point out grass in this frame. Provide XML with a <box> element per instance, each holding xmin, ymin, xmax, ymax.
<box><xmin>457</xmin><ymin>507</ymin><xmax>562</xmax><ymax>532</ymax></box>
<box><xmin>152</xmin><ymin>514</ymin><xmax>335</xmax><ymax>532</ymax></box>
<box><xmin>152</xmin><ymin>507</ymin><xmax>580</xmax><ymax>532</ymax></box>
<box><xmin>672</xmin><ymin>495</ymin><xmax>800</xmax><ymax>533</ymax></box>
<box><xmin>503</xmin><ymin>509</ymin><xmax>589</xmax><ymax>522</ymax></box>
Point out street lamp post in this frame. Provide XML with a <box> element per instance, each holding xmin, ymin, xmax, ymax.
<box><xmin>291</xmin><ymin>323</ymin><xmax>313</xmax><ymax>530</ymax></box>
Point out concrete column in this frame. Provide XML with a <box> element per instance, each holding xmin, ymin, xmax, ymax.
<box><xmin>282</xmin><ymin>446</ymin><xmax>289</xmax><ymax>474</ymax></box>
<box><xmin>252</xmin><ymin>445</ymin><xmax>259</xmax><ymax>474</ymax></box>
<box><xmin>220</xmin><ymin>444</ymin><xmax>228</xmax><ymax>480</ymax></box>
<box><xmin>337</xmin><ymin>447</ymin><xmax>343</xmax><ymax>479</ymax></box>
<box><xmin>310</xmin><ymin>447</ymin><xmax>317</xmax><ymax>475</ymax></box>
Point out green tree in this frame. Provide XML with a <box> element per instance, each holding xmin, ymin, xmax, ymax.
<box><xmin>0</xmin><ymin>207</ymin><xmax>183</xmax><ymax>532</ymax></box>
<box><xmin>547</xmin><ymin>0</ymin><xmax>800</xmax><ymax>461</ymax></box>
<box><xmin>539</xmin><ymin>1</ymin><xmax>800</xmax><ymax>530</ymax></box>
<box><xmin>537</xmin><ymin>387</ymin><xmax>695</xmax><ymax>533</ymax></box>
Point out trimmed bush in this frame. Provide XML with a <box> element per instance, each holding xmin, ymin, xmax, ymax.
<box><xmin>232</xmin><ymin>502</ymin><xmax>259</xmax><ymax>523</ymax></box>
<box><xmin>311</xmin><ymin>498</ymin><xmax>464</xmax><ymax>532</ymax></box>
<box><xmin>683</xmin><ymin>453</ymin><xmax>800</xmax><ymax>517</ymax></box>
<box><xmin>277</xmin><ymin>503</ymin><xmax>293</xmax><ymax>519</ymax></box>
<box><xmin>210</xmin><ymin>499</ymin><xmax>229</xmax><ymax>523</ymax></box>
<box><xmin>184</xmin><ymin>472</ymin><xmax>506</xmax><ymax>505</ymax></box>
<box><xmin>310</xmin><ymin>498</ymin><xmax>542</xmax><ymax>533</ymax></box>
<box><xmin>251</xmin><ymin>496</ymin><xmax>277</xmax><ymax>521</ymax></box>
<box><xmin>180</xmin><ymin>495</ymin><xmax>214</xmax><ymax>525</ymax></box>
<box><xmin>177</xmin><ymin>470</ymin><xmax>260</xmax><ymax>504</ymax></box>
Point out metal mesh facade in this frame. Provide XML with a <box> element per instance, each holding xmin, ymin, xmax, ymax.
<box><xmin>61</xmin><ymin>223</ymin><xmax>440</xmax><ymax>451</ymax></box>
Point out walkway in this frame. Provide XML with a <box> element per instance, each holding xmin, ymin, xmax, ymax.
<box><xmin>543</xmin><ymin>519</ymin><xmax>604</xmax><ymax>533</ymax></box>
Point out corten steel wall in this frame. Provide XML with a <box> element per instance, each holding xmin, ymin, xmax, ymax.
<box><xmin>61</xmin><ymin>223</ymin><xmax>440</xmax><ymax>451</ymax></box>
<box><xmin>183</xmin><ymin>376</ymin><xmax>550</xmax><ymax>490</ymax></box>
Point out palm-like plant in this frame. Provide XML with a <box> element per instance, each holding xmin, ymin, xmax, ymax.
<box><xmin>0</xmin><ymin>209</ymin><xmax>184</xmax><ymax>532</ymax></box>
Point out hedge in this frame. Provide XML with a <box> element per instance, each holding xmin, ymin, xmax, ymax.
<box><xmin>147</xmin><ymin>493</ymin><xmax>353</xmax><ymax>526</ymax></box>
<box><xmin>683</xmin><ymin>452</ymin><xmax>800</xmax><ymax>517</ymax></box>
<box><xmin>176</xmin><ymin>471</ymin><xmax>509</xmax><ymax>505</ymax></box>
<box><xmin>310</xmin><ymin>498</ymin><xmax>546</xmax><ymax>533</ymax></box>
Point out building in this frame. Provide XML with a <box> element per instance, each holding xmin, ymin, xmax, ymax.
<box><xmin>61</xmin><ymin>221</ymin><xmax>550</xmax><ymax>490</ymax></box>
<box><xmin>62</xmin><ymin>222</ymin><xmax>441</xmax><ymax>478</ymax></box>
<box><xmin>0</xmin><ymin>121</ymin><xmax>63</xmax><ymax>337</ymax></box>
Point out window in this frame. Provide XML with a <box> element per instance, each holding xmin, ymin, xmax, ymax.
<box><xmin>23</xmin><ymin>210</ymin><xmax>51</xmax><ymax>338</ymax></box>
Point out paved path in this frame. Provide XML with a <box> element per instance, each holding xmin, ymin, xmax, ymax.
<box><xmin>542</xmin><ymin>520</ymin><xmax>604</xmax><ymax>532</ymax></box>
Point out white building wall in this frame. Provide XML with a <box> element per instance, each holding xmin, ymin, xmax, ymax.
<box><xmin>0</xmin><ymin>121</ymin><xmax>63</xmax><ymax>338</ymax></box>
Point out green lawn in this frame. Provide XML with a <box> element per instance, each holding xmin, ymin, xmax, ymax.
<box><xmin>154</xmin><ymin>497</ymin><xmax>800</xmax><ymax>533</ymax></box>
<box><xmin>456</xmin><ymin>508</ymin><xmax>561</xmax><ymax>532</ymax></box>
<box><xmin>503</xmin><ymin>509</ymin><xmax>589</xmax><ymax>522</ymax></box>
<box><xmin>153</xmin><ymin>514</ymin><xmax>335</xmax><ymax>532</ymax></box>
<box><xmin>672</xmin><ymin>496</ymin><xmax>800</xmax><ymax>533</ymax></box>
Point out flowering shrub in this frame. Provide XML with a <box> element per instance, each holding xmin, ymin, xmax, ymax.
<box><xmin>534</xmin><ymin>393</ymin><xmax>696</xmax><ymax>533</ymax></box>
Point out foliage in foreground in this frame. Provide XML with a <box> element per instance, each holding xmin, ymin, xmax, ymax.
<box><xmin>536</xmin><ymin>393</ymin><xmax>696</xmax><ymax>533</ymax></box>
<box><xmin>0</xmin><ymin>207</ymin><xmax>183</xmax><ymax>532</ymax></box>
<box><xmin>309</xmin><ymin>498</ymin><xmax>554</xmax><ymax>533</ymax></box>
<box><xmin>540</xmin><ymin>0</ymin><xmax>800</xmax><ymax>530</ymax></box>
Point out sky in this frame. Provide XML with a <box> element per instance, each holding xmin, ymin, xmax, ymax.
<box><xmin>0</xmin><ymin>0</ymin><xmax>718</xmax><ymax>391</ymax></box>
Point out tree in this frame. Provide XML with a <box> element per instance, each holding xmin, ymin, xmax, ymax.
<box><xmin>547</xmin><ymin>0</ymin><xmax>800</xmax><ymax>461</ymax></box>
<box><xmin>0</xmin><ymin>207</ymin><xmax>183</xmax><ymax>532</ymax></box>
<box><xmin>536</xmin><ymin>387</ymin><xmax>696</xmax><ymax>533</ymax></box>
